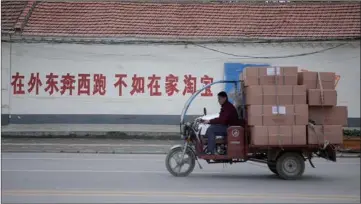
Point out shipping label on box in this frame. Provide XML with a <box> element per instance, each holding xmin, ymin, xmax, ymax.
<box><xmin>272</xmin><ymin>106</ymin><xmax>286</xmax><ymax>114</ymax></box>
<box><xmin>266</xmin><ymin>67</ymin><xmax>281</xmax><ymax>76</ymax></box>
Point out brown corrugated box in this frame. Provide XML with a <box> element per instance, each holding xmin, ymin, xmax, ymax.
<box><xmin>307</xmin><ymin>125</ymin><xmax>343</xmax><ymax>145</ymax></box>
<box><xmin>245</xmin><ymin>85</ymin><xmax>306</xmax><ymax>105</ymax></box>
<box><xmin>242</xmin><ymin>66</ymin><xmax>298</xmax><ymax>86</ymax></box>
<box><xmin>251</xmin><ymin>125</ymin><xmax>306</xmax><ymax>146</ymax></box>
<box><xmin>309</xmin><ymin>106</ymin><xmax>348</xmax><ymax>126</ymax></box>
<box><xmin>307</xmin><ymin>89</ymin><xmax>337</xmax><ymax>106</ymax></box>
<box><xmin>298</xmin><ymin>71</ymin><xmax>335</xmax><ymax>89</ymax></box>
<box><xmin>247</xmin><ymin>104</ymin><xmax>308</xmax><ymax>126</ymax></box>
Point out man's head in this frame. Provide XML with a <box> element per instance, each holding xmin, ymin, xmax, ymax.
<box><xmin>217</xmin><ymin>91</ymin><xmax>228</xmax><ymax>105</ymax></box>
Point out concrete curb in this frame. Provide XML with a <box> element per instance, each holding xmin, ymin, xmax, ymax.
<box><xmin>2</xmin><ymin>149</ymin><xmax>359</xmax><ymax>158</ymax></box>
<box><xmin>336</xmin><ymin>153</ymin><xmax>360</xmax><ymax>158</ymax></box>
<box><xmin>1</xmin><ymin>131</ymin><xmax>181</xmax><ymax>140</ymax></box>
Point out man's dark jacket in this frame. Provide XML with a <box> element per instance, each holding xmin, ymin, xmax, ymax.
<box><xmin>209</xmin><ymin>101</ymin><xmax>241</xmax><ymax>126</ymax></box>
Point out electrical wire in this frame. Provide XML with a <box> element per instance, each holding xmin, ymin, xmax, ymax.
<box><xmin>192</xmin><ymin>42</ymin><xmax>348</xmax><ymax>59</ymax></box>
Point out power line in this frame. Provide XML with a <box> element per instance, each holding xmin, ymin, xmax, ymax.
<box><xmin>193</xmin><ymin>43</ymin><xmax>348</xmax><ymax>59</ymax></box>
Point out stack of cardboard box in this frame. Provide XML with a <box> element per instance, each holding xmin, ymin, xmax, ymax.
<box><xmin>241</xmin><ymin>67</ymin><xmax>309</xmax><ymax>146</ymax></box>
<box><xmin>240</xmin><ymin>67</ymin><xmax>347</xmax><ymax>147</ymax></box>
<box><xmin>298</xmin><ymin>71</ymin><xmax>348</xmax><ymax>145</ymax></box>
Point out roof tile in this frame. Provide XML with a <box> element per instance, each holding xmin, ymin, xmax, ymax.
<box><xmin>3</xmin><ymin>1</ymin><xmax>361</xmax><ymax>40</ymax></box>
<box><xmin>1</xmin><ymin>1</ymin><xmax>27</xmax><ymax>34</ymax></box>
<box><xmin>14</xmin><ymin>1</ymin><xmax>37</xmax><ymax>30</ymax></box>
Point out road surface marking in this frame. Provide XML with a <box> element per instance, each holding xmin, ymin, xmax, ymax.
<box><xmin>1</xmin><ymin>169</ymin><xmax>237</xmax><ymax>174</ymax></box>
<box><xmin>2</xmin><ymin>190</ymin><xmax>359</xmax><ymax>201</ymax></box>
<box><xmin>2</xmin><ymin>157</ymin><xmax>359</xmax><ymax>165</ymax></box>
<box><xmin>2</xmin><ymin>143</ymin><xmax>173</xmax><ymax>147</ymax></box>
<box><xmin>2</xmin><ymin>157</ymin><xmax>166</xmax><ymax>162</ymax></box>
<box><xmin>2</xmin><ymin>153</ymin><xmax>166</xmax><ymax>157</ymax></box>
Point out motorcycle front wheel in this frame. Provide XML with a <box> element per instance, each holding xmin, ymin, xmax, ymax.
<box><xmin>165</xmin><ymin>146</ymin><xmax>196</xmax><ymax>177</ymax></box>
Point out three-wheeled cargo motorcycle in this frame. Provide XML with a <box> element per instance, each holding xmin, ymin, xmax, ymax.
<box><xmin>165</xmin><ymin>80</ymin><xmax>337</xmax><ymax>180</ymax></box>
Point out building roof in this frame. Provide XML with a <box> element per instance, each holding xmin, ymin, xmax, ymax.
<box><xmin>2</xmin><ymin>1</ymin><xmax>360</xmax><ymax>41</ymax></box>
<box><xmin>1</xmin><ymin>1</ymin><xmax>27</xmax><ymax>34</ymax></box>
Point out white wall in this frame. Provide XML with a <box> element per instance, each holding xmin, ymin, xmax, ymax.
<box><xmin>1</xmin><ymin>43</ymin><xmax>11</xmax><ymax>114</ymax></box>
<box><xmin>1</xmin><ymin>42</ymin><xmax>360</xmax><ymax>117</ymax></box>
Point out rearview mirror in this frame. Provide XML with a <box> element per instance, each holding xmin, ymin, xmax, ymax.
<box><xmin>203</xmin><ymin>107</ymin><xmax>207</xmax><ymax>116</ymax></box>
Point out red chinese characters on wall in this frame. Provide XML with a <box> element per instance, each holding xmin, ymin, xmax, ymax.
<box><xmin>93</xmin><ymin>74</ymin><xmax>106</xmax><ymax>96</ymax></box>
<box><xmin>114</xmin><ymin>74</ymin><xmax>127</xmax><ymax>96</ymax></box>
<box><xmin>200</xmin><ymin>75</ymin><xmax>214</xmax><ymax>97</ymax></box>
<box><xmin>165</xmin><ymin>74</ymin><xmax>179</xmax><ymax>96</ymax></box>
<box><xmin>44</xmin><ymin>73</ymin><xmax>59</xmax><ymax>95</ymax></box>
<box><xmin>11</xmin><ymin>72</ymin><xmax>215</xmax><ymax>97</ymax></box>
<box><xmin>78</xmin><ymin>74</ymin><xmax>90</xmax><ymax>96</ymax></box>
<box><xmin>148</xmin><ymin>74</ymin><xmax>161</xmax><ymax>96</ymax></box>
<box><xmin>183</xmin><ymin>74</ymin><xmax>197</xmax><ymax>96</ymax></box>
<box><xmin>11</xmin><ymin>72</ymin><xmax>25</xmax><ymax>95</ymax></box>
<box><xmin>28</xmin><ymin>72</ymin><xmax>42</xmax><ymax>95</ymax></box>
<box><xmin>129</xmin><ymin>74</ymin><xmax>145</xmax><ymax>95</ymax></box>
<box><xmin>60</xmin><ymin>73</ymin><xmax>76</xmax><ymax>95</ymax></box>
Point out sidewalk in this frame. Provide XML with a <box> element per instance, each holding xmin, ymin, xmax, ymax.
<box><xmin>2</xmin><ymin>124</ymin><xmax>359</xmax><ymax>157</ymax></box>
<box><xmin>2</xmin><ymin>124</ymin><xmax>360</xmax><ymax>140</ymax></box>
<box><xmin>1</xmin><ymin>138</ymin><xmax>179</xmax><ymax>154</ymax></box>
<box><xmin>1</xmin><ymin>124</ymin><xmax>180</xmax><ymax>140</ymax></box>
<box><xmin>2</xmin><ymin>138</ymin><xmax>360</xmax><ymax>157</ymax></box>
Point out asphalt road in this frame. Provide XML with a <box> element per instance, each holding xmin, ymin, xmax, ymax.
<box><xmin>2</xmin><ymin>153</ymin><xmax>360</xmax><ymax>203</ymax></box>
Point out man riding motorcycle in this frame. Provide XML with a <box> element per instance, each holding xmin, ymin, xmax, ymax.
<box><xmin>201</xmin><ymin>91</ymin><xmax>242</xmax><ymax>155</ymax></box>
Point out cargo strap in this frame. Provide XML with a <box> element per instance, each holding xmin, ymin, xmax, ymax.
<box><xmin>317</xmin><ymin>72</ymin><xmax>325</xmax><ymax>106</ymax></box>
<box><xmin>291</xmin><ymin>85</ymin><xmax>294</xmax><ymax>105</ymax></box>
<box><xmin>266</xmin><ymin>125</ymin><xmax>270</xmax><ymax>147</ymax></box>
<box><xmin>308</xmin><ymin>122</ymin><xmax>321</xmax><ymax>149</ymax></box>
<box><xmin>274</xmin><ymin>66</ymin><xmax>284</xmax><ymax>150</ymax></box>
<box><xmin>293</xmin><ymin>104</ymin><xmax>296</xmax><ymax>128</ymax></box>
<box><xmin>316</xmin><ymin>72</ymin><xmax>329</xmax><ymax>149</ymax></box>
<box><xmin>261</xmin><ymin>85</ymin><xmax>265</xmax><ymax>126</ymax></box>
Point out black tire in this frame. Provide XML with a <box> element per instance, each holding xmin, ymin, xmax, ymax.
<box><xmin>267</xmin><ymin>162</ymin><xmax>278</xmax><ymax>175</ymax></box>
<box><xmin>276</xmin><ymin>152</ymin><xmax>305</xmax><ymax>180</ymax></box>
<box><xmin>165</xmin><ymin>146</ymin><xmax>196</xmax><ymax>177</ymax></box>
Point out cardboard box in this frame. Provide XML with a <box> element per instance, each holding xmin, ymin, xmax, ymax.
<box><xmin>298</xmin><ymin>71</ymin><xmax>335</xmax><ymax>89</ymax></box>
<box><xmin>242</xmin><ymin>66</ymin><xmax>298</xmax><ymax>86</ymax></box>
<box><xmin>307</xmin><ymin>125</ymin><xmax>343</xmax><ymax>145</ymax></box>
<box><xmin>245</xmin><ymin>85</ymin><xmax>306</xmax><ymax>105</ymax></box>
<box><xmin>307</xmin><ymin>89</ymin><xmax>337</xmax><ymax>106</ymax></box>
<box><xmin>309</xmin><ymin>106</ymin><xmax>348</xmax><ymax>126</ymax></box>
<box><xmin>251</xmin><ymin>125</ymin><xmax>306</xmax><ymax>146</ymax></box>
<box><xmin>247</xmin><ymin>104</ymin><xmax>308</xmax><ymax>126</ymax></box>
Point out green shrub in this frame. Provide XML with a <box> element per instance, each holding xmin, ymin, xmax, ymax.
<box><xmin>343</xmin><ymin>129</ymin><xmax>361</xmax><ymax>137</ymax></box>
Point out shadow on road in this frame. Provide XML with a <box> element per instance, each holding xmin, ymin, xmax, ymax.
<box><xmin>182</xmin><ymin>173</ymin><xmax>329</xmax><ymax>182</ymax></box>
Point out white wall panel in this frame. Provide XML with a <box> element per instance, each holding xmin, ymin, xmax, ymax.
<box><xmin>2</xmin><ymin>42</ymin><xmax>359</xmax><ymax>117</ymax></box>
